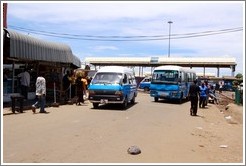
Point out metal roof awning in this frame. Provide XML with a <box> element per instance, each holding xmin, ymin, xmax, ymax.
<box><xmin>4</xmin><ymin>28</ymin><xmax>81</xmax><ymax>67</ymax></box>
<box><xmin>72</xmin><ymin>54</ymin><xmax>81</xmax><ymax>68</ymax></box>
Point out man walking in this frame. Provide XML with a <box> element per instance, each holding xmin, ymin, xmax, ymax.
<box><xmin>188</xmin><ymin>80</ymin><xmax>200</xmax><ymax>116</ymax></box>
<box><xmin>32</xmin><ymin>73</ymin><xmax>48</xmax><ymax>114</ymax></box>
<box><xmin>18</xmin><ymin>68</ymin><xmax>30</xmax><ymax>100</ymax></box>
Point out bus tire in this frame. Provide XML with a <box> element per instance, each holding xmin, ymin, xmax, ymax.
<box><xmin>154</xmin><ymin>97</ymin><xmax>158</xmax><ymax>102</ymax></box>
<box><xmin>122</xmin><ymin>97</ymin><xmax>128</xmax><ymax>109</ymax></box>
<box><xmin>131</xmin><ymin>95</ymin><xmax>135</xmax><ymax>104</ymax></box>
<box><xmin>144</xmin><ymin>87</ymin><xmax>149</xmax><ymax>92</ymax></box>
<box><xmin>93</xmin><ymin>103</ymin><xmax>99</xmax><ymax>108</ymax></box>
<box><xmin>179</xmin><ymin>93</ymin><xmax>183</xmax><ymax>104</ymax></box>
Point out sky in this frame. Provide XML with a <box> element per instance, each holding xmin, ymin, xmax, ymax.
<box><xmin>3</xmin><ymin>1</ymin><xmax>245</xmax><ymax>77</ymax></box>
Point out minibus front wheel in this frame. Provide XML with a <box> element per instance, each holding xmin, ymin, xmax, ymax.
<box><xmin>122</xmin><ymin>97</ymin><xmax>128</xmax><ymax>109</ymax></box>
<box><xmin>154</xmin><ymin>97</ymin><xmax>159</xmax><ymax>102</ymax></box>
<box><xmin>144</xmin><ymin>87</ymin><xmax>149</xmax><ymax>91</ymax></box>
<box><xmin>131</xmin><ymin>95</ymin><xmax>136</xmax><ymax>104</ymax></box>
<box><xmin>178</xmin><ymin>93</ymin><xmax>183</xmax><ymax>104</ymax></box>
<box><xmin>93</xmin><ymin>103</ymin><xmax>99</xmax><ymax>109</ymax></box>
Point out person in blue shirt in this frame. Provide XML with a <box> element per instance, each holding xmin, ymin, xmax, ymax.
<box><xmin>199</xmin><ymin>82</ymin><xmax>208</xmax><ymax>108</ymax></box>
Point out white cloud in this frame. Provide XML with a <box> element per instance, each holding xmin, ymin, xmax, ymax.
<box><xmin>92</xmin><ymin>46</ymin><xmax>119</xmax><ymax>51</ymax></box>
<box><xmin>6</xmin><ymin>1</ymin><xmax>244</xmax><ymax>75</ymax></box>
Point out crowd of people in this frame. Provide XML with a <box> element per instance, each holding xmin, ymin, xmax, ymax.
<box><xmin>188</xmin><ymin>80</ymin><xmax>219</xmax><ymax>116</ymax></box>
<box><xmin>8</xmin><ymin>67</ymin><xmax>222</xmax><ymax>115</ymax></box>
<box><xmin>62</xmin><ymin>70</ymin><xmax>91</xmax><ymax>105</ymax></box>
<box><xmin>15</xmin><ymin>68</ymin><xmax>91</xmax><ymax>114</ymax></box>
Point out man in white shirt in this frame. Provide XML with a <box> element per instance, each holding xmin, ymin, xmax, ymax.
<box><xmin>18</xmin><ymin>68</ymin><xmax>30</xmax><ymax>100</ymax></box>
<box><xmin>32</xmin><ymin>73</ymin><xmax>48</xmax><ymax>114</ymax></box>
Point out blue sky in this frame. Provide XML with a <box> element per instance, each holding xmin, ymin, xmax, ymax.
<box><xmin>4</xmin><ymin>1</ymin><xmax>245</xmax><ymax>76</ymax></box>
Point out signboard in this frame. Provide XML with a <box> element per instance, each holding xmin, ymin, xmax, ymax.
<box><xmin>150</xmin><ymin>57</ymin><xmax>159</xmax><ymax>63</ymax></box>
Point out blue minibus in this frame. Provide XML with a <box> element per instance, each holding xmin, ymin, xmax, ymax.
<box><xmin>150</xmin><ymin>65</ymin><xmax>196</xmax><ymax>103</ymax></box>
<box><xmin>138</xmin><ymin>76</ymin><xmax>152</xmax><ymax>91</ymax></box>
<box><xmin>88</xmin><ymin>66</ymin><xmax>138</xmax><ymax>109</ymax></box>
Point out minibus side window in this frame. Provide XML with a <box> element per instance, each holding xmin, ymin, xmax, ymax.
<box><xmin>128</xmin><ymin>74</ymin><xmax>133</xmax><ymax>84</ymax></box>
<box><xmin>123</xmin><ymin>74</ymin><xmax>128</xmax><ymax>84</ymax></box>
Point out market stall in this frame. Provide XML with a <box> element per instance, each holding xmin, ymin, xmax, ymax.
<box><xmin>3</xmin><ymin>28</ymin><xmax>81</xmax><ymax>103</ymax></box>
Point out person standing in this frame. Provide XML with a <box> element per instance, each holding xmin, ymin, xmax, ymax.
<box><xmin>32</xmin><ymin>73</ymin><xmax>48</xmax><ymax>113</ymax></box>
<box><xmin>75</xmin><ymin>75</ymin><xmax>84</xmax><ymax>105</ymax></box>
<box><xmin>81</xmin><ymin>75</ymin><xmax>88</xmax><ymax>100</ymax></box>
<box><xmin>204</xmin><ymin>80</ymin><xmax>210</xmax><ymax>106</ymax></box>
<box><xmin>199</xmin><ymin>82</ymin><xmax>208</xmax><ymax>108</ymax></box>
<box><xmin>69</xmin><ymin>71</ymin><xmax>76</xmax><ymax>98</ymax></box>
<box><xmin>18</xmin><ymin>68</ymin><xmax>30</xmax><ymax>100</ymax></box>
<box><xmin>188</xmin><ymin>80</ymin><xmax>200</xmax><ymax>116</ymax></box>
<box><xmin>63</xmin><ymin>70</ymin><xmax>70</xmax><ymax>101</ymax></box>
<box><xmin>219</xmin><ymin>81</ymin><xmax>223</xmax><ymax>93</ymax></box>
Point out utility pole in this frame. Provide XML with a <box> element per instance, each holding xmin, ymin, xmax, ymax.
<box><xmin>168</xmin><ymin>21</ymin><xmax>173</xmax><ymax>58</ymax></box>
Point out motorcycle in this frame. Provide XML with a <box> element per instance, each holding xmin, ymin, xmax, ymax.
<box><xmin>208</xmin><ymin>89</ymin><xmax>218</xmax><ymax>104</ymax></box>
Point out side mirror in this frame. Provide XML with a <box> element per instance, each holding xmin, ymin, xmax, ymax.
<box><xmin>123</xmin><ymin>78</ymin><xmax>127</xmax><ymax>84</ymax></box>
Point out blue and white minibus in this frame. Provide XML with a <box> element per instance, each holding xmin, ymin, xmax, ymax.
<box><xmin>150</xmin><ymin>65</ymin><xmax>196</xmax><ymax>103</ymax></box>
<box><xmin>88</xmin><ymin>66</ymin><xmax>138</xmax><ymax>109</ymax></box>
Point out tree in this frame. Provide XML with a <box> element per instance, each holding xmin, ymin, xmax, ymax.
<box><xmin>233</xmin><ymin>73</ymin><xmax>243</xmax><ymax>88</ymax></box>
<box><xmin>235</xmin><ymin>73</ymin><xmax>243</xmax><ymax>80</ymax></box>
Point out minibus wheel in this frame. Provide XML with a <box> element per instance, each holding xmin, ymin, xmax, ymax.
<box><xmin>131</xmin><ymin>95</ymin><xmax>135</xmax><ymax>104</ymax></box>
<box><xmin>178</xmin><ymin>93</ymin><xmax>183</xmax><ymax>104</ymax></box>
<box><xmin>122</xmin><ymin>97</ymin><xmax>128</xmax><ymax>109</ymax></box>
<box><xmin>93</xmin><ymin>103</ymin><xmax>99</xmax><ymax>108</ymax></box>
<box><xmin>144</xmin><ymin>87</ymin><xmax>149</xmax><ymax>91</ymax></box>
<box><xmin>154</xmin><ymin>97</ymin><xmax>158</xmax><ymax>102</ymax></box>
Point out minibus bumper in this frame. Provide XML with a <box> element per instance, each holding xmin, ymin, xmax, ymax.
<box><xmin>89</xmin><ymin>95</ymin><xmax>124</xmax><ymax>104</ymax></box>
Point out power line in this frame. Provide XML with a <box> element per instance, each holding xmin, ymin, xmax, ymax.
<box><xmin>8</xmin><ymin>25</ymin><xmax>243</xmax><ymax>41</ymax></box>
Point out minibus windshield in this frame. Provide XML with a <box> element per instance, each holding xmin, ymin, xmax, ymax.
<box><xmin>152</xmin><ymin>70</ymin><xmax>179</xmax><ymax>83</ymax></box>
<box><xmin>92</xmin><ymin>73</ymin><xmax>122</xmax><ymax>84</ymax></box>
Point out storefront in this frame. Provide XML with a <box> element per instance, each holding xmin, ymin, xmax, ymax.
<box><xmin>3</xmin><ymin>28</ymin><xmax>81</xmax><ymax>103</ymax></box>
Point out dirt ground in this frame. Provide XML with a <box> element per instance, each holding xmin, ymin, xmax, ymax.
<box><xmin>2</xmin><ymin>91</ymin><xmax>244</xmax><ymax>164</ymax></box>
<box><xmin>195</xmin><ymin>92</ymin><xmax>244</xmax><ymax>163</ymax></box>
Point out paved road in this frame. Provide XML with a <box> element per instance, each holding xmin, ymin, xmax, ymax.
<box><xmin>2</xmin><ymin>92</ymin><xmax>243</xmax><ymax>164</ymax></box>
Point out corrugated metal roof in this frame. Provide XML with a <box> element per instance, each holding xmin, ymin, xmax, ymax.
<box><xmin>72</xmin><ymin>54</ymin><xmax>81</xmax><ymax>67</ymax></box>
<box><xmin>5</xmin><ymin>29</ymin><xmax>81</xmax><ymax>67</ymax></box>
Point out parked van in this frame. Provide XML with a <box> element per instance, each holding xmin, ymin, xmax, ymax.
<box><xmin>88</xmin><ymin>66</ymin><xmax>138</xmax><ymax>109</ymax></box>
<box><xmin>138</xmin><ymin>76</ymin><xmax>152</xmax><ymax>91</ymax></box>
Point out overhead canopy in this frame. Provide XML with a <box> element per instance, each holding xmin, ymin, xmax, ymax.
<box><xmin>84</xmin><ymin>57</ymin><xmax>236</xmax><ymax>68</ymax></box>
<box><xmin>4</xmin><ymin>28</ymin><xmax>81</xmax><ymax>67</ymax></box>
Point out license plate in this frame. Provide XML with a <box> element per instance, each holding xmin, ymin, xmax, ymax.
<box><xmin>159</xmin><ymin>92</ymin><xmax>169</xmax><ymax>97</ymax></box>
<box><xmin>100</xmin><ymin>99</ymin><xmax>108</xmax><ymax>104</ymax></box>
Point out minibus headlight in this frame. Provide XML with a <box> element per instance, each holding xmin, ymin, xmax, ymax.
<box><xmin>115</xmin><ymin>91</ymin><xmax>123</xmax><ymax>96</ymax></box>
<box><xmin>171</xmin><ymin>91</ymin><xmax>178</xmax><ymax>96</ymax></box>
<box><xmin>89</xmin><ymin>90</ymin><xmax>95</xmax><ymax>95</ymax></box>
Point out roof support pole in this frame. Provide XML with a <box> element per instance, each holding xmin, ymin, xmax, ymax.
<box><xmin>12</xmin><ymin>62</ymin><xmax>15</xmax><ymax>93</ymax></box>
<box><xmin>203</xmin><ymin>66</ymin><xmax>206</xmax><ymax>77</ymax></box>
<box><xmin>231</xmin><ymin>65</ymin><xmax>235</xmax><ymax>77</ymax></box>
<box><xmin>138</xmin><ymin>66</ymin><xmax>141</xmax><ymax>76</ymax></box>
<box><xmin>142</xmin><ymin>67</ymin><xmax>144</xmax><ymax>77</ymax></box>
<box><xmin>217</xmin><ymin>66</ymin><xmax>220</xmax><ymax>77</ymax></box>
